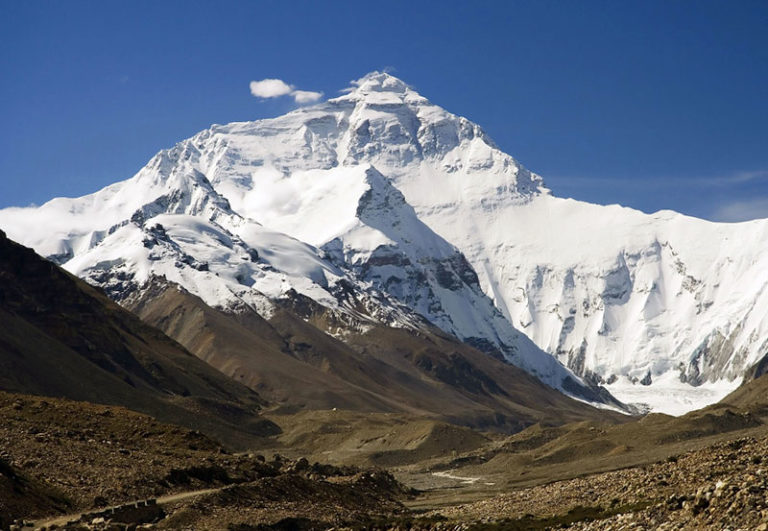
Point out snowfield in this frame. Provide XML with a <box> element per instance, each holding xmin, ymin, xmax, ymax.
<box><xmin>3</xmin><ymin>72</ymin><xmax>766</xmax><ymax>414</ymax></box>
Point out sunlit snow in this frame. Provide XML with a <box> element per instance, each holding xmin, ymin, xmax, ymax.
<box><xmin>2</xmin><ymin>71</ymin><xmax>765</xmax><ymax>414</ymax></box>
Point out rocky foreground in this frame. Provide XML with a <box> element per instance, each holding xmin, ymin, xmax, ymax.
<box><xmin>0</xmin><ymin>392</ymin><xmax>411</xmax><ymax>530</ymax></box>
<box><xmin>4</xmin><ymin>388</ymin><xmax>768</xmax><ymax>529</ymax></box>
<box><xmin>428</xmin><ymin>435</ymin><xmax>768</xmax><ymax>530</ymax></box>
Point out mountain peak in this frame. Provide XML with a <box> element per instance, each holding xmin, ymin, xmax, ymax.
<box><xmin>331</xmin><ymin>72</ymin><xmax>427</xmax><ymax>107</ymax></box>
<box><xmin>351</xmin><ymin>71</ymin><xmax>411</xmax><ymax>94</ymax></box>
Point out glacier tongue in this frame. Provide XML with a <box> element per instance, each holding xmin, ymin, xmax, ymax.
<box><xmin>4</xmin><ymin>71</ymin><xmax>767</xmax><ymax>413</ymax></box>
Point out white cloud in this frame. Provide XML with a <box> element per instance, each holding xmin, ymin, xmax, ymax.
<box><xmin>249</xmin><ymin>78</ymin><xmax>294</xmax><ymax>98</ymax></box>
<box><xmin>291</xmin><ymin>90</ymin><xmax>323</xmax><ymax>104</ymax></box>
<box><xmin>249</xmin><ymin>78</ymin><xmax>323</xmax><ymax>105</ymax></box>
<box><xmin>713</xmin><ymin>198</ymin><xmax>768</xmax><ymax>223</ymax></box>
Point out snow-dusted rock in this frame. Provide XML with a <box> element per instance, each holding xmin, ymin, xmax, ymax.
<box><xmin>4</xmin><ymin>72</ymin><xmax>765</xmax><ymax>413</ymax></box>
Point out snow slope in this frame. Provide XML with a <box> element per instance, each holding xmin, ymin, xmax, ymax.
<box><xmin>0</xmin><ymin>148</ymin><xmax>424</xmax><ymax>333</ymax></box>
<box><xmin>194</xmin><ymin>73</ymin><xmax>768</xmax><ymax>413</ymax></box>
<box><xmin>3</xmin><ymin>72</ymin><xmax>765</xmax><ymax>413</ymax></box>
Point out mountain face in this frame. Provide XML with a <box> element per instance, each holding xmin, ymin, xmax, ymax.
<box><xmin>2</xmin><ymin>72</ymin><xmax>764</xmax><ymax>414</ymax></box>
<box><xmin>0</xmin><ymin>227</ymin><xmax>622</xmax><ymax>448</ymax></box>
<box><xmin>0</xmin><ymin>229</ymin><xmax>276</xmax><ymax>449</ymax></box>
<box><xmin>124</xmin><ymin>278</ymin><xmax>624</xmax><ymax>432</ymax></box>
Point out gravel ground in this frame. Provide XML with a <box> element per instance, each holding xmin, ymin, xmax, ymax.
<box><xmin>426</xmin><ymin>435</ymin><xmax>768</xmax><ymax>530</ymax></box>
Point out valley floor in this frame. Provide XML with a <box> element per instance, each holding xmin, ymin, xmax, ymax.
<box><xmin>5</xmin><ymin>390</ymin><xmax>768</xmax><ymax>530</ymax></box>
<box><xmin>419</xmin><ymin>434</ymin><xmax>768</xmax><ymax>530</ymax></box>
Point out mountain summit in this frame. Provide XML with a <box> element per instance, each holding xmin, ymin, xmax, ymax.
<box><xmin>3</xmin><ymin>72</ymin><xmax>766</xmax><ymax>414</ymax></box>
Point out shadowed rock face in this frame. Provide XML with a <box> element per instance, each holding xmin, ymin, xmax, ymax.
<box><xmin>0</xmin><ymin>230</ymin><xmax>274</xmax><ymax>449</ymax></box>
<box><xmin>743</xmin><ymin>350</ymin><xmax>768</xmax><ymax>384</ymax></box>
<box><xmin>0</xmin><ymin>454</ymin><xmax>70</xmax><ymax>529</ymax></box>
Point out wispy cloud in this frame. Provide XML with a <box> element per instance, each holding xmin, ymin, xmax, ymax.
<box><xmin>712</xmin><ymin>198</ymin><xmax>768</xmax><ymax>222</ymax></box>
<box><xmin>543</xmin><ymin>169</ymin><xmax>768</xmax><ymax>191</ymax></box>
<box><xmin>542</xmin><ymin>168</ymin><xmax>768</xmax><ymax>222</ymax></box>
<box><xmin>705</xmin><ymin>169</ymin><xmax>768</xmax><ymax>186</ymax></box>
<box><xmin>249</xmin><ymin>78</ymin><xmax>323</xmax><ymax>104</ymax></box>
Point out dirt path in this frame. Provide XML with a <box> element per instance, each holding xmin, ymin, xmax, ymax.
<box><xmin>31</xmin><ymin>487</ymin><xmax>220</xmax><ymax>529</ymax></box>
<box><xmin>432</xmin><ymin>470</ymin><xmax>483</xmax><ymax>484</ymax></box>
<box><xmin>155</xmin><ymin>487</ymin><xmax>220</xmax><ymax>505</ymax></box>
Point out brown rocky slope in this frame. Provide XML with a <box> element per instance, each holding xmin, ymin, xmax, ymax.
<box><xmin>0</xmin><ymin>391</ymin><xmax>411</xmax><ymax>530</ymax></box>
<box><xmin>127</xmin><ymin>278</ymin><xmax>628</xmax><ymax>433</ymax></box>
<box><xmin>0</xmin><ymin>230</ymin><xmax>276</xmax><ymax>449</ymax></box>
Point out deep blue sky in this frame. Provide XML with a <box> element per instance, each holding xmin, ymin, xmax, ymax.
<box><xmin>2</xmin><ymin>1</ymin><xmax>767</xmax><ymax>221</ymax></box>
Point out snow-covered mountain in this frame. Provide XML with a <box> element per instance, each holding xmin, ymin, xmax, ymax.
<box><xmin>0</xmin><ymin>82</ymin><xmax>606</xmax><ymax>405</ymax></box>
<box><xmin>2</xmin><ymin>72</ymin><xmax>765</xmax><ymax>414</ymax></box>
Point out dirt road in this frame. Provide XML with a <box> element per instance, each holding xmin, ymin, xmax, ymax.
<box><xmin>31</xmin><ymin>487</ymin><xmax>221</xmax><ymax>529</ymax></box>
